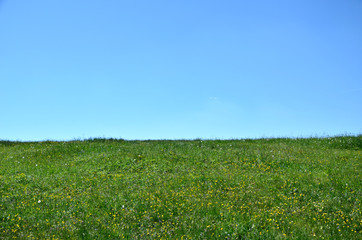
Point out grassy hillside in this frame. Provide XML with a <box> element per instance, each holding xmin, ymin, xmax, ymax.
<box><xmin>1</xmin><ymin>136</ymin><xmax>361</xmax><ymax>239</ymax></box>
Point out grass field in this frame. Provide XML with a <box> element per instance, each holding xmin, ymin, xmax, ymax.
<box><xmin>1</xmin><ymin>136</ymin><xmax>361</xmax><ymax>239</ymax></box>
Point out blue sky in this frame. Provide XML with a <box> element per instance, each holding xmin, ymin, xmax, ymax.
<box><xmin>1</xmin><ymin>0</ymin><xmax>361</xmax><ymax>141</ymax></box>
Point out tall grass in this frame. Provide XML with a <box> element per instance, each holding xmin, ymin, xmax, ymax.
<box><xmin>1</xmin><ymin>136</ymin><xmax>361</xmax><ymax>239</ymax></box>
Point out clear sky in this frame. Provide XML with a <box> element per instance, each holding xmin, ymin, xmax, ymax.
<box><xmin>1</xmin><ymin>0</ymin><xmax>361</xmax><ymax>141</ymax></box>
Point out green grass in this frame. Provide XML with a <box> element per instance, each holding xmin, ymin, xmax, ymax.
<box><xmin>1</xmin><ymin>136</ymin><xmax>361</xmax><ymax>239</ymax></box>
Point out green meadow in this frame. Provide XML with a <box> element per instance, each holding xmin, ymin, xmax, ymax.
<box><xmin>1</xmin><ymin>136</ymin><xmax>361</xmax><ymax>239</ymax></box>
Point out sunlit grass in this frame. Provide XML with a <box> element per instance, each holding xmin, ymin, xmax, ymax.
<box><xmin>1</xmin><ymin>136</ymin><xmax>361</xmax><ymax>239</ymax></box>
